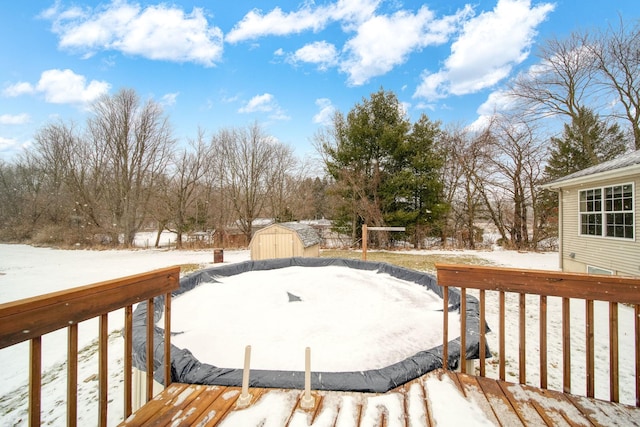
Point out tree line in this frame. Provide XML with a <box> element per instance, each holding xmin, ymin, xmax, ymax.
<box><xmin>0</xmin><ymin>19</ymin><xmax>637</xmax><ymax>250</ymax></box>
<box><xmin>0</xmin><ymin>89</ymin><xmax>328</xmax><ymax>248</ymax></box>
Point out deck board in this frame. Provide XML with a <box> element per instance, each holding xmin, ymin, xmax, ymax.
<box><xmin>119</xmin><ymin>369</ymin><xmax>640</xmax><ymax>426</ymax></box>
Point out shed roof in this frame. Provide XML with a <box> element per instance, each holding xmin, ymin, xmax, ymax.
<box><xmin>272</xmin><ymin>222</ymin><xmax>322</xmax><ymax>248</ymax></box>
<box><xmin>543</xmin><ymin>149</ymin><xmax>640</xmax><ymax>189</ymax></box>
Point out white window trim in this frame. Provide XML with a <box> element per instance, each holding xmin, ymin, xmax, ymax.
<box><xmin>577</xmin><ymin>182</ymin><xmax>635</xmax><ymax>241</ymax></box>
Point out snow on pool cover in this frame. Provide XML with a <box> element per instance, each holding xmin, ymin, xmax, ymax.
<box><xmin>132</xmin><ymin>258</ymin><xmax>487</xmax><ymax>393</ymax></box>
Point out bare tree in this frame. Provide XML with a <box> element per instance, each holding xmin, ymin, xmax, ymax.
<box><xmin>591</xmin><ymin>18</ymin><xmax>640</xmax><ymax>149</ymax></box>
<box><xmin>265</xmin><ymin>143</ymin><xmax>298</xmax><ymax>221</ymax></box>
<box><xmin>88</xmin><ymin>89</ymin><xmax>174</xmax><ymax>246</ymax></box>
<box><xmin>439</xmin><ymin>125</ymin><xmax>492</xmax><ymax>249</ymax></box>
<box><xmin>508</xmin><ymin>32</ymin><xmax>599</xmax><ymax>122</ymax></box>
<box><xmin>211</xmin><ymin>122</ymin><xmax>285</xmax><ymax>242</ymax></box>
<box><xmin>481</xmin><ymin>117</ymin><xmax>549</xmax><ymax>249</ymax></box>
<box><xmin>160</xmin><ymin>129</ymin><xmax>211</xmax><ymax>248</ymax></box>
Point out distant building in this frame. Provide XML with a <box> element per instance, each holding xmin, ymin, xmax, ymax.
<box><xmin>249</xmin><ymin>222</ymin><xmax>322</xmax><ymax>261</ymax></box>
<box><xmin>543</xmin><ymin>150</ymin><xmax>640</xmax><ymax>276</ymax></box>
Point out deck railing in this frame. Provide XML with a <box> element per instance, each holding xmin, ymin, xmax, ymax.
<box><xmin>437</xmin><ymin>263</ymin><xmax>640</xmax><ymax>407</ymax></box>
<box><xmin>0</xmin><ymin>266</ymin><xmax>180</xmax><ymax>426</ymax></box>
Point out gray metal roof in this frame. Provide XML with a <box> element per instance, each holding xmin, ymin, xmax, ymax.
<box><xmin>546</xmin><ymin>149</ymin><xmax>640</xmax><ymax>186</ymax></box>
<box><xmin>278</xmin><ymin>222</ymin><xmax>322</xmax><ymax>247</ymax></box>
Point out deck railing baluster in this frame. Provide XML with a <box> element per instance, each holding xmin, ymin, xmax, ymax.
<box><xmin>0</xmin><ymin>266</ymin><xmax>180</xmax><ymax>425</ymax></box>
<box><xmin>164</xmin><ymin>292</ymin><xmax>172</xmax><ymax>387</ymax></box>
<box><xmin>124</xmin><ymin>305</ymin><xmax>133</xmax><ymax>417</ymax></box>
<box><xmin>29</xmin><ymin>337</ymin><xmax>41</xmax><ymax>427</ymax></box>
<box><xmin>562</xmin><ymin>297</ymin><xmax>571</xmax><ymax>394</ymax></box>
<box><xmin>460</xmin><ymin>288</ymin><xmax>467</xmax><ymax>373</ymax></box>
<box><xmin>636</xmin><ymin>304</ymin><xmax>640</xmax><ymax>407</ymax></box>
<box><xmin>499</xmin><ymin>291</ymin><xmax>505</xmax><ymax>381</ymax></box>
<box><xmin>540</xmin><ymin>295</ymin><xmax>547</xmax><ymax>389</ymax></box>
<box><xmin>146</xmin><ymin>298</ymin><xmax>155</xmax><ymax>403</ymax></box>
<box><xmin>610</xmin><ymin>301</ymin><xmax>619</xmax><ymax>403</ymax></box>
<box><xmin>479</xmin><ymin>289</ymin><xmax>486</xmax><ymax>377</ymax></box>
<box><xmin>68</xmin><ymin>324</ymin><xmax>78</xmax><ymax>427</ymax></box>
<box><xmin>99</xmin><ymin>313</ymin><xmax>108</xmax><ymax>427</ymax></box>
<box><xmin>435</xmin><ymin>264</ymin><xmax>640</xmax><ymax>406</ymax></box>
<box><xmin>586</xmin><ymin>299</ymin><xmax>594</xmax><ymax>398</ymax></box>
<box><xmin>519</xmin><ymin>293</ymin><xmax>526</xmax><ymax>384</ymax></box>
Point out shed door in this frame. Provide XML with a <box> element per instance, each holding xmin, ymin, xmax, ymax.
<box><xmin>262</xmin><ymin>233</ymin><xmax>294</xmax><ymax>259</ymax></box>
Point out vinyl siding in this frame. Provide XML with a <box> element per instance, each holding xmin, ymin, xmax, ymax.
<box><xmin>560</xmin><ymin>176</ymin><xmax>640</xmax><ymax>277</ymax></box>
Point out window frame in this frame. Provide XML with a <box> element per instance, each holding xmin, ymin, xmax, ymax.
<box><xmin>578</xmin><ymin>182</ymin><xmax>635</xmax><ymax>241</ymax></box>
<box><xmin>587</xmin><ymin>265</ymin><xmax>614</xmax><ymax>275</ymax></box>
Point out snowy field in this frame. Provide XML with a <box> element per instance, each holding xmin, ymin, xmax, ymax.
<box><xmin>0</xmin><ymin>243</ymin><xmax>637</xmax><ymax>426</ymax></box>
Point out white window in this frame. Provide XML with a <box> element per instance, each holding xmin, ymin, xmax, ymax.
<box><xmin>579</xmin><ymin>183</ymin><xmax>634</xmax><ymax>239</ymax></box>
<box><xmin>587</xmin><ymin>265</ymin><xmax>613</xmax><ymax>275</ymax></box>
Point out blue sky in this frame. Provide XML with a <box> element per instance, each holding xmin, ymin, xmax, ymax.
<box><xmin>0</xmin><ymin>0</ymin><xmax>637</xmax><ymax>162</ymax></box>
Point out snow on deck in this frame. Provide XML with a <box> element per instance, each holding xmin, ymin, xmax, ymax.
<box><xmin>119</xmin><ymin>369</ymin><xmax>640</xmax><ymax>426</ymax></box>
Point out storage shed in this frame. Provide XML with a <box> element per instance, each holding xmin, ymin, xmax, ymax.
<box><xmin>249</xmin><ymin>222</ymin><xmax>322</xmax><ymax>260</ymax></box>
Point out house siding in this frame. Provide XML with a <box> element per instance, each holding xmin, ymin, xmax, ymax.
<box><xmin>560</xmin><ymin>176</ymin><xmax>640</xmax><ymax>277</ymax></box>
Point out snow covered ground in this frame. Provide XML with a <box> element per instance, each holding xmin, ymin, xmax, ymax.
<box><xmin>0</xmin><ymin>244</ymin><xmax>636</xmax><ymax>426</ymax></box>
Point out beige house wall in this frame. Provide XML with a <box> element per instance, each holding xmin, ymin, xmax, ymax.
<box><xmin>559</xmin><ymin>175</ymin><xmax>640</xmax><ymax>277</ymax></box>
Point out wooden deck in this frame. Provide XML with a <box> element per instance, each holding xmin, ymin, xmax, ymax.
<box><xmin>118</xmin><ymin>369</ymin><xmax>640</xmax><ymax>426</ymax></box>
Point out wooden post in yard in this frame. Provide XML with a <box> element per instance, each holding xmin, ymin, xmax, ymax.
<box><xmin>362</xmin><ymin>224</ymin><xmax>368</xmax><ymax>260</ymax></box>
<box><xmin>361</xmin><ymin>225</ymin><xmax>406</xmax><ymax>261</ymax></box>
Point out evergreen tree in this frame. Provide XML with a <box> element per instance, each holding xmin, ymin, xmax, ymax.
<box><xmin>545</xmin><ymin>107</ymin><xmax>628</xmax><ymax>180</ymax></box>
<box><xmin>316</xmin><ymin>89</ymin><xmax>444</xmax><ymax>248</ymax></box>
<box><xmin>381</xmin><ymin>114</ymin><xmax>445</xmax><ymax>247</ymax></box>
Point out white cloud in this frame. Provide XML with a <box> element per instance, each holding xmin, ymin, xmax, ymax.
<box><xmin>3</xmin><ymin>82</ymin><xmax>35</xmax><ymax>97</ymax></box>
<box><xmin>37</xmin><ymin>69</ymin><xmax>110</xmax><ymax>104</ymax></box>
<box><xmin>161</xmin><ymin>92</ymin><xmax>179</xmax><ymax>107</ymax></box>
<box><xmin>4</xmin><ymin>69</ymin><xmax>110</xmax><ymax>105</ymax></box>
<box><xmin>468</xmin><ymin>89</ymin><xmax>520</xmax><ymax>131</ymax></box>
<box><xmin>239</xmin><ymin>93</ymin><xmax>275</xmax><ymax>113</ymax></box>
<box><xmin>341</xmin><ymin>5</ymin><xmax>471</xmax><ymax>86</ymax></box>
<box><xmin>44</xmin><ymin>1</ymin><xmax>223</xmax><ymax>66</ymax></box>
<box><xmin>414</xmin><ymin>0</ymin><xmax>554</xmax><ymax>101</ymax></box>
<box><xmin>313</xmin><ymin>98</ymin><xmax>335</xmax><ymax>125</ymax></box>
<box><xmin>226</xmin><ymin>6</ymin><xmax>328</xmax><ymax>43</ymax></box>
<box><xmin>290</xmin><ymin>41</ymin><xmax>338</xmax><ymax>70</ymax></box>
<box><xmin>415</xmin><ymin>102</ymin><xmax>436</xmax><ymax>112</ymax></box>
<box><xmin>239</xmin><ymin>93</ymin><xmax>289</xmax><ymax>120</ymax></box>
<box><xmin>0</xmin><ymin>114</ymin><xmax>30</xmax><ymax>125</ymax></box>
<box><xmin>227</xmin><ymin>1</ymin><xmax>471</xmax><ymax>86</ymax></box>
<box><xmin>477</xmin><ymin>89</ymin><xmax>516</xmax><ymax>116</ymax></box>
<box><xmin>0</xmin><ymin>137</ymin><xmax>18</xmax><ymax>150</ymax></box>
<box><xmin>0</xmin><ymin>136</ymin><xmax>29</xmax><ymax>158</ymax></box>
<box><xmin>226</xmin><ymin>0</ymin><xmax>380</xmax><ymax>43</ymax></box>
